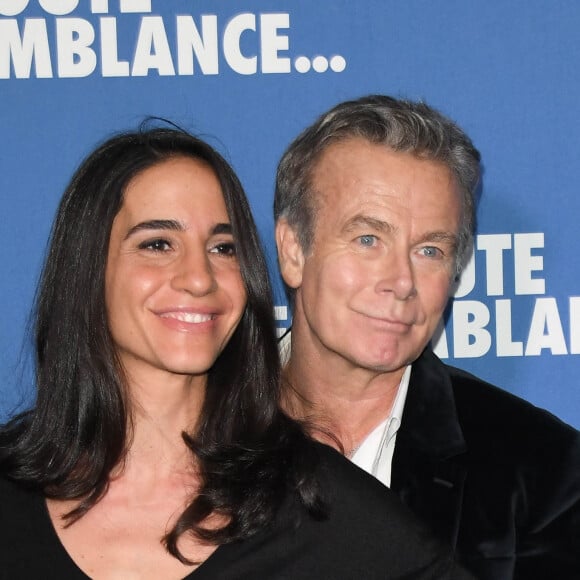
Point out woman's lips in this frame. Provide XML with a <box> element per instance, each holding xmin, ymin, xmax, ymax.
<box><xmin>159</xmin><ymin>311</ymin><xmax>215</xmax><ymax>323</ymax></box>
<box><xmin>155</xmin><ymin>309</ymin><xmax>218</xmax><ymax>332</ymax></box>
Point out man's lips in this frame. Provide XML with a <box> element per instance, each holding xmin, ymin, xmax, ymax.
<box><xmin>359</xmin><ymin>312</ymin><xmax>415</xmax><ymax>329</ymax></box>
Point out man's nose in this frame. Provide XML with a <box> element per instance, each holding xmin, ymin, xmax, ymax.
<box><xmin>375</xmin><ymin>250</ymin><xmax>416</xmax><ymax>300</ymax></box>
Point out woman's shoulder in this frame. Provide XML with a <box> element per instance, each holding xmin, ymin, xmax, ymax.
<box><xmin>0</xmin><ymin>474</ymin><xmax>87</xmax><ymax>578</ymax></box>
<box><xmin>0</xmin><ymin>472</ymin><xmax>36</xmax><ymax>511</ymax></box>
<box><xmin>0</xmin><ymin>475</ymin><xmax>44</xmax><ymax>570</ymax></box>
<box><xmin>0</xmin><ymin>474</ymin><xmax>46</xmax><ymax>540</ymax></box>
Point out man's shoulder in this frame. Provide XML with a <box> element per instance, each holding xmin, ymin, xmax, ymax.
<box><xmin>445</xmin><ymin>360</ymin><xmax>574</xmax><ymax>426</ymax></box>
<box><xmin>433</xmin><ymin>356</ymin><xmax>580</xmax><ymax>458</ymax></box>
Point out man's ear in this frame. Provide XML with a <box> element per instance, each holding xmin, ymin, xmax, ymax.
<box><xmin>275</xmin><ymin>219</ymin><xmax>305</xmax><ymax>289</ymax></box>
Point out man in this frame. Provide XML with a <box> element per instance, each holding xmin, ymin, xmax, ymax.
<box><xmin>274</xmin><ymin>95</ymin><xmax>580</xmax><ymax>580</ymax></box>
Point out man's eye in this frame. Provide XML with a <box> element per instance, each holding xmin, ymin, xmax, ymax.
<box><xmin>210</xmin><ymin>242</ymin><xmax>237</xmax><ymax>257</ymax></box>
<box><xmin>420</xmin><ymin>246</ymin><xmax>442</xmax><ymax>258</ymax></box>
<box><xmin>358</xmin><ymin>235</ymin><xmax>377</xmax><ymax>247</ymax></box>
<box><xmin>138</xmin><ymin>238</ymin><xmax>171</xmax><ymax>252</ymax></box>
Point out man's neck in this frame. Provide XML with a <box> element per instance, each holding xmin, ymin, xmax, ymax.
<box><xmin>282</xmin><ymin>334</ymin><xmax>406</xmax><ymax>454</ymax></box>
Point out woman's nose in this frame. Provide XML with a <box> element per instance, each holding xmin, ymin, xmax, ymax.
<box><xmin>170</xmin><ymin>248</ymin><xmax>217</xmax><ymax>296</ymax></box>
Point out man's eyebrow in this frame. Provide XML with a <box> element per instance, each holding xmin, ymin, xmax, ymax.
<box><xmin>417</xmin><ymin>231</ymin><xmax>459</xmax><ymax>251</ymax></box>
<box><xmin>342</xmin><ymin>214</ymin><xmax>394</xmax><ymax>234</ymax></box>
<box><xmin>341</xmin><ymin>215</ymin><xmax>459</xmax><ymax>249</ymax></box>
<box><xmin>124</xmin><ymin>220</ymin><xmax>233</xmax><ymax>240</ymax></box>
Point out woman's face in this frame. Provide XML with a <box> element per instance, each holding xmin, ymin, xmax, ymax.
<box><xmin>105</xmin><ymin>156</ymin><xmax>247</xmax><ymax>386</ymax></box>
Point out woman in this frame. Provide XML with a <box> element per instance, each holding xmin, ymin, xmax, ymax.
<box><xmin>0</xmin><ymin>127</ymin><xmax>467</xmax><ymax>579</ymax></box>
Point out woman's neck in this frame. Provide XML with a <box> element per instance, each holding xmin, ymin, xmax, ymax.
<box><xmin>121</xmin><ymin>370</ymin><xmax>207</xmax><ymax>477</ymax></box>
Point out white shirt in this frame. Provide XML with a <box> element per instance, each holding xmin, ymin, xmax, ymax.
<box><xmin>279</xmin><ymin>330</ymin><xmax>410</xmax><ymax>488</ymax></box>
<box><xmin>350</xmin><ymin>365</ymin><xmax>410</xmax><ymax>488</ymax></box>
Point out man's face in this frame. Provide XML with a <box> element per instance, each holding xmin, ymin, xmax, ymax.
<box><xmin>278</xmin><ymin>137</ymin><xmax>462</xmax><ymax>377</ymax></box>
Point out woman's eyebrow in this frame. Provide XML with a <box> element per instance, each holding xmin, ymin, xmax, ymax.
<box><xmin>124</xmin><ymin>220</ymin><xmax>233</xmax><ymax>240</ymax></box>
<box><xmin>124</xmin><ymin>219</ymin><xmax>184</xmax><ymax>240</ymax></box>
<box><xmin>212</xmin><ymin>222</ymin><xmax>233</xmax><ymax>235</ymax></box>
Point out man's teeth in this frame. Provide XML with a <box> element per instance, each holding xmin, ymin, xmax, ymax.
<box><xmin>161</xmin><ymin>312</ymin><xmax>214</xmax><ymax>323</ymax></box>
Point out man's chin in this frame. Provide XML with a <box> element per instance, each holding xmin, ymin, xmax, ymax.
<box><xmin>348</xmin><ymin>351</ymin><xmax>410</xmax><ymax>375</ymax></box>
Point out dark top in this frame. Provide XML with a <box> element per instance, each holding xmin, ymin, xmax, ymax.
<box><xmin>391</xmin><ymin>348</ymin><xmax>580</xmax><ymax>580</ymax></box>
<box><xmin>0</xmin><ymin>444</ymin><xmax>473</xmax><ymax>579</ymax></box>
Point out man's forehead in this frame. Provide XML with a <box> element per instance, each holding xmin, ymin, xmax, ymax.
<box><xmin>306</xmin><ymin>140</ymin><xmax>462</xmax><ymax>240</ymax></box>
<box><xmin>309</xmin><ymin>138</ymin><xmax>459</xmax><ymax>201</ymax></box>
<box><xmin>311</xmin><ymin>136</ymin><xmax>376</xmax><ymax>173</ymax></box>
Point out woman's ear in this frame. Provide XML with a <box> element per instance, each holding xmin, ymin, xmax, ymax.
<box><xmin>275</xmin><ymin>219</ymin><xmax>305</xmax><ymax>289</ymax></box>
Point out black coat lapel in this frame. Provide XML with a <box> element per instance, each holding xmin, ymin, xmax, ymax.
<box><xmin>391</xmin><ymin>348</ymin><xmax>468</xmax><ymax>549</ymax></box>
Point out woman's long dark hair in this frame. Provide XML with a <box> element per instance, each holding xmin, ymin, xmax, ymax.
<box><xmin>0</xmin><ymin>126</ymin><xmax>324</xmax><ymax>562</ymax></box>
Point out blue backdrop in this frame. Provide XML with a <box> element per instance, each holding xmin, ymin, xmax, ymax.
<box><xmin>1</xmin><ymin>1</ymin><xmax>578</xmax><ymax>427</ymax></box>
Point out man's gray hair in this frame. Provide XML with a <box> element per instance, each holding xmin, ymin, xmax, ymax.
<box><xmin>274</xmin><ymin>95</ymin><xmax>481</xmax><ymax>276</ymax></box>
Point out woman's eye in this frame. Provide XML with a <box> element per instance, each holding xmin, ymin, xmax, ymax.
<box><xmin>138</xmin><ymin>238</ymin><xmax>171</xmax><ymax>252</ymax></box>
<box><xmin>210</xmin><ymin>242</ymin><xmax>237</xmax><ymax>257</ymax></box>
<box><xmin>358</xmin><ymin>235</ymin><xmax>377</xmax><ymax>247</ymax></box>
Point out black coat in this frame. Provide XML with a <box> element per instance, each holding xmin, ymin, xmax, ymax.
<box><xmin>392</xmin><ymin>348</ymin><xmax>580</xmax><ymax>580</ymax></box>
